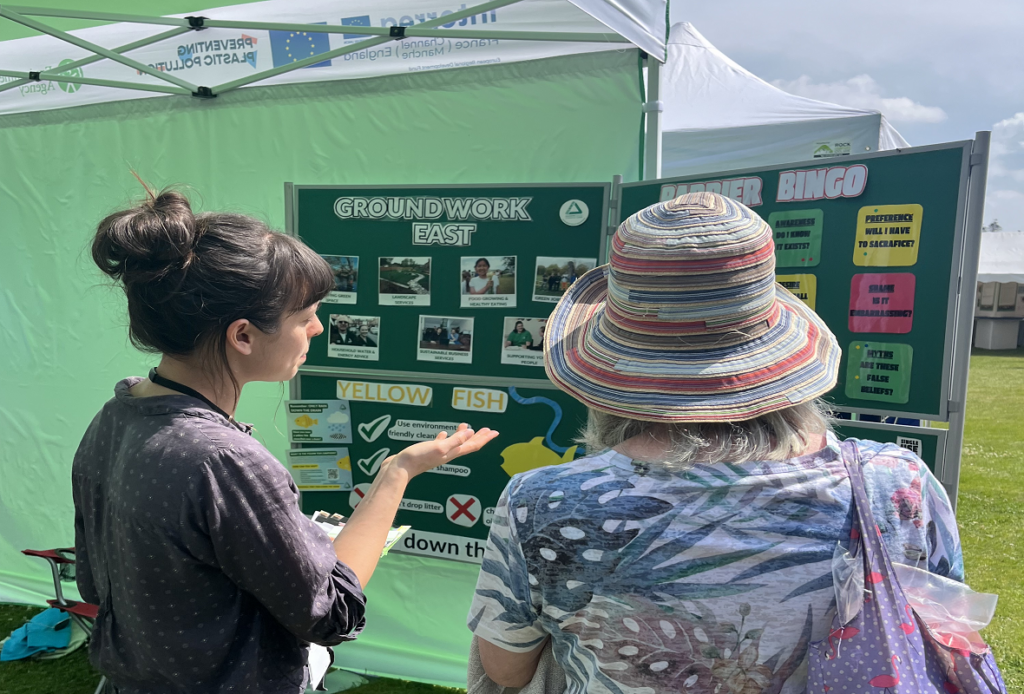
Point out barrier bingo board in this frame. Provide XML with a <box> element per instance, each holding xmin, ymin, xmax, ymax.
<box><xmin>619</xmin><ymin>143</ymin><xmax>972</xmax><ymax>420</ymax></box>
<box><xmin>833</xmin><ymin>421</ymin><xmax>948</xmax><ymax>476</ymax></box>
<box><xmin>288</xmin><ymin>183</ymin><xmax>608</xmax><ymax>562</ymax></box>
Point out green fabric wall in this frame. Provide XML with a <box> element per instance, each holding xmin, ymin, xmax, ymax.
<box><xmin>0</xmin><ymin>50</ymin><xmax>641</xmax><ymax>686</ymax></box>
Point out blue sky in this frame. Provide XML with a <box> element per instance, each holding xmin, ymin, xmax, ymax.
<box><xmin>671</xmin><ymin>0</ymin><xmax>1024</xmax><ymax>231</ymax></box>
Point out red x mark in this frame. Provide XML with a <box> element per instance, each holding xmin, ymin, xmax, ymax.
<box><xmin>352</xmin><ymin>487</ymin><xmax>366</xmax><ymax>506</ymax></box>
<box><xmin>449</xmin><ymin>497</ymin><xmax>477</xmax><ymax>522</ymax></box>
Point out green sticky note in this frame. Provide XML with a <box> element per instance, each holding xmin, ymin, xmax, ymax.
<box><xmin>845</xmin><ymin>341</ymin><xmax>913</xmax><ymax>404</ymax></box>
<box><xmin>769</xmin><ymin>209</ymin><xmax>823</xmax><ymax>268</ymax></box>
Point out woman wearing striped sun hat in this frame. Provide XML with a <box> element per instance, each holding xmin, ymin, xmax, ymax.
<box><xmin>468</xmin><ymin>192</ymin><xmax>964</xmax><ymax>694</ymax></box>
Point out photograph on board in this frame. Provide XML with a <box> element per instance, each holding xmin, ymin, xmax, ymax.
<box><xmin>533</xmin><ymin>256</ymin><xmax>596</xmax><ymax>303</ymax></box>
<box><xmin>417</xmin><ymin>315</ymin><xmax>474</xmax><ymax>364</ymax></box>
<box><xmin>500</xmin><ymin>316</ymin><xmax>547</xmax><ymax>367</ymax></box>
<box><xmin>379</xmin><ymin>256</ymin><xmax>431</xmax><ymax>306</ymax></box>
<box><xmin>321</xmin><ymin>255</ymin><xmax>358</xmax><ymax>304</ymax></box>
<box><xmin>460</xmin><ymin>256</ymin><xmax>516</xmax><ymax>308</ymax></box>
<box><xmin>328</xmin><ymin>314</ymin><xmax>380</xmax><ymax>361</ymax></box>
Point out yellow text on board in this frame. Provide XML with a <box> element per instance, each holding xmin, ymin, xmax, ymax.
<box><xmin>452</xmin><ymin>387</ymin><xmax>508</xmax><ymax>413</ymax></box>
<box><xmin>854</xmin><ymin>204</ymin><xmax>923</xmax><ymax>266</ymax></box>
<box><xmin>336</xmin><ymin>380</ymin><xmax>433</xmax><ymax>406</ymax></box>
<box><xmin>776</xmin><ymin>274</ymin><xmax>817</xmax><ymax>311</ymax></box>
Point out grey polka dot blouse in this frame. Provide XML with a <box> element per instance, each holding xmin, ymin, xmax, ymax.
<box><xmin>72</xmin><ymin>378</ymin><xmax>366</xmax><ymax>693</ymax></box>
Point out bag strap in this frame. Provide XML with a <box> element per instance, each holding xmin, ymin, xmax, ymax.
<box><xmin>838</xmin><ymin>440</ymin><xmax>900</xmax><ymax>580</ymax></box>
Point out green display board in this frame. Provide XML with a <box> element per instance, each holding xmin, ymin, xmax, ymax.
<box><xmin>619</xmin><ymin>144</ymin><xmax>971</xmax><ymax>419</ymax></box>
<box><xmin>290</xmin><ymin>183</ymin><xmax>608</xmax><ymax>561</ymax></box>
<box><xmin>833</xmin><ymin>421</ymin><xmax>947</xmax><ymax>475</ymax></box>
<box><xmin>297</xmin><ymin>374</ymin><xmax>587</xmax><ymax>560</ymax></box>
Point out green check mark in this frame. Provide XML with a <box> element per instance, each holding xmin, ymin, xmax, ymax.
<box><xmin>357</xmin><ymin>414</ymin><xmax>392</xmax><ymax>443</ymax></box>
<box><xmin>357</xmin><ymin>448</ymin><xmax>390</xmax><ymax>476</ymax></box>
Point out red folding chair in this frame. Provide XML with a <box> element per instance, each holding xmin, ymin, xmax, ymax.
<box><xmin>21</xmin><ymin>548</ymin><xmax>107</xmax><ymax>694</ymax></box>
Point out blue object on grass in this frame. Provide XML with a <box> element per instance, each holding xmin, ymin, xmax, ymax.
<box><xmin>0</xmin><ymin>608</ymin><xmax>71</xmax><ymax>661</ymax></box>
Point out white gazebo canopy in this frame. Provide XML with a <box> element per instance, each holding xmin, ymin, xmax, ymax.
<box><xmin>978</xmin><ymin>231</ymin><xmax>1024</xmax><ymax>283</ymax></box>
<box><xmin>659</xmin><ymin>23</ymin><xmax>909</xmax><ymax>178</ymax></box>
<box><xmin>0</xmin><ymin>0</ymin><xmax>668</xmax><ymax>115</ymax></box>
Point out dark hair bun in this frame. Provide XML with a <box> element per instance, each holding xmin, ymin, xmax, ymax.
<box><xmin>91</xmin><ymin>184</ymin><xmax>334</xmax><ymax>373</ymax></box>
<box><xmin>92</xmin><ymin>189</ymin><xmax>199</xmax><ymax>283</ymax></box>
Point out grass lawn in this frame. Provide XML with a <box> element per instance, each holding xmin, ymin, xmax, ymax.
<box><xmin>956</xmin><ymin>348</ymin><xmax>1024</xmax><ymax>690</ymax></box>
<box><xmin>497</xmin><ymin>274</ymin><xmax>515</xmax><ymax>295</ymax></box>
<box><xmin>2</xmin><ymin>349</ymin><xmax>1021</xmax><ymax>691</ymax></box>
<box><xmin>0</xmin><ymin>604</ymin><xmax>102</xmax><ymax>694</ymax></box>
<box><xmin>380</xmin><ymin>269</ymin><xmax>420</xmax><ymax>286</ymax></box>
<box><xmin>0</xmin><ymin>602</ymin><xmax>460</xmax><ymax>694</ymax></box>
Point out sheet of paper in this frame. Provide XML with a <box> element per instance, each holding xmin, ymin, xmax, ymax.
<box><xmin>286</xmin><ymin>400</ymin><xmax>352</xmax><ymax>444</ymax></box>
<box><xmin>287</xmin><ymin>449</ymin><xmax>352</xmax><ymax>491</ymax></box>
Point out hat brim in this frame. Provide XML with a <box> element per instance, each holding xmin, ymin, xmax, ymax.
<box><xmin>544</xmin><ymin>266</ymin><xmax>841</xmax><ymax>422</ymax></box>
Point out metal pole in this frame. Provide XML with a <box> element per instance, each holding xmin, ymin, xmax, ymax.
<box><xmin>0</xmin><ymin>76</ymin><xmax>30</xmax><ymax>94</ymax></box>
<box><xmin>602</xmin><ymin>174</ymin><xmax>622</xmax><ymax>265</ymax></box>
<box><xmin>0</xmin><ymin>7</ymin><xmax>199</xmax><ymax>92</ymax></box>
<box><xmin>643</xmin><ymin>56</ymin><xmax>663</xmax><ymax>180</ymax></box>
<box><xmin>0</xmin><ymin>69</ymin><xmax>190</xmax><ymax>95</ymax></box>
<box><xmin>202</xmin><ymin>20</ymin><xmax>629</xmax><ymax>44</ymax></box>
<box><xmin>284</xmin><ymin>183</ymin><xmax>303</xmax><ymax>503</ymax></box>
<box><xmin>0</xmin><ymin>25</ymin><xmax>191</xmax><ymax>96</ymax></box>
<box><xmin>3</xmin><ymin>6</ymin><xmax>629</xmax><ymax>44</ymax></box>
<box><xmin>211</xmin><ymin>0</ymin><xmax>521</xmax><ymax>95</ymax></box>
<box><xmin>4</xmin><ymin>5</ymin><xmax>188</xmax><ymax>26</ymax></box>
<box><xmin>942</xmin><ymin>130</ymin><xmax>990</xmax><ymax>508</ymax></box>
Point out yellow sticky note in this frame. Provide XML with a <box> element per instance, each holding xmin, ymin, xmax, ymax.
<box><xmin>854</xmin><ymin>204</ymin><xmax>923</xmax><ymax>266</ymax></box>
<box><xmin>776</xmin><ymin>274</ymin><xmax>817</xmax><ymax>311</ymax></box>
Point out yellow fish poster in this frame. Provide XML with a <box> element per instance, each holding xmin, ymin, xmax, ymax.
<box><xmin>286</xmin><ymin>400</ymin><xmax>352</xmax><ymax>444</ymax></box>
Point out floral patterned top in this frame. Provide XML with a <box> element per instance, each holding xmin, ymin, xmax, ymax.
<box><xmin>467</xmin><ymin>433</ymin><xmax>962</xmax><ymax>694</ymax></box>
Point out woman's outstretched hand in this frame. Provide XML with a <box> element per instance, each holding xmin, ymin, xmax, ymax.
<box><xmin>387</xmin><ymin>423</ymin><xmax>498</xmax><ymax>478</ymax></box>
<box><xmin>334</xmin><ymin>424</ymin><xmax>497</xmax><ymax>587</ymax></box>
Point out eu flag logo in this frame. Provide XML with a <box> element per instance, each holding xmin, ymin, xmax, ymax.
<box><xmin>270</xmin><ymin>24</ymin><xmax>331</xmax><ymax>69</ymax></box>
<box><xmin>341</xmin><ymin>15</ymin><xmax>371</xmax><ymax>42</ymax></box>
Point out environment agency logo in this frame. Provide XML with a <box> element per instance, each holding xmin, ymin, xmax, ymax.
<box><xmin>55</xmin><ymin>59</ymin><xmax>84</xmax><ymax>93</ymax></box>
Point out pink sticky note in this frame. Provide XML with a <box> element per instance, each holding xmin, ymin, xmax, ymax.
<box><xmin>849</xmin><ymin>273</ymin><xmax>916</xmax><ymax>333</ymax></box>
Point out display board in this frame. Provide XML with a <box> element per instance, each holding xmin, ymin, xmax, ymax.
<box><xmin>833</xmin><ymin>421</ymin><xmax>947</xmax><ymax>476</ymax></box>
<box><xmin>619</xmin><ymin>144</ymin><xmax>972</xmax><ymax>420</ymax></box>
<box><xmin>290</xmin><ymin>183</ymin><xmax>608</xmax><ymax>561</ymax></box>
<box><xmin>295</xmin><ymin>374</ymin><xmax>587</xmax><ymax>561</ymax></box>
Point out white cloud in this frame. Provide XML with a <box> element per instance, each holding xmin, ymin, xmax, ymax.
<box><xmin>771</xmin><ymin>75</ymin><xmax>947</xmax><ymax>124</ymax></box>
<box><xmin>983</xmin><ymin>191</ymin><xmax>1024</xmax><ymax>233</ymax></box>
<box><xmin>989</xmin><ymin>112</ymin><xmax>1024</xmax><ymax>182</ymax></box>
<box><xmin>984</xmin><ymin>113</ymin><xmax>1024</xmax><ymax>231</ymax></box>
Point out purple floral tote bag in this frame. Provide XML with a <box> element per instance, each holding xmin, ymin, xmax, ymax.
<box><xmin>806</xmin><ymin>442</ymin><xmax>1006</xmax><ymax>694</ymax></box>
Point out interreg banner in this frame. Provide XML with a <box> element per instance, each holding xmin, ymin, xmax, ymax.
<box><xmin>0</xmin><ymin>0</ymin><xmax>623</xmax><ymax>116</ymax></box>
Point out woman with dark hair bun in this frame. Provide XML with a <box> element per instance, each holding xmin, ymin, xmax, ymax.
<box><xmin>75</xmin><ymin>186</ymin><xmax>497</xmax><ymax>693</ymax></box>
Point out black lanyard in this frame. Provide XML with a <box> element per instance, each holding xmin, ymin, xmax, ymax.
<box><xmin>149</xmin><ymin>368</ymin><xmax>234</xmax><ymax>422</ymax></box>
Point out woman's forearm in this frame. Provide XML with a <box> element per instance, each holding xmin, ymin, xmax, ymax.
<box><xmin>329</xmin><ymin>425</ymin><xmax>498</xmax><ymax>588</ymax></box>
<box><xmin>332</xmin><ymin>462</ymin><xmax>410</xmax><ymax>587</ymax></box>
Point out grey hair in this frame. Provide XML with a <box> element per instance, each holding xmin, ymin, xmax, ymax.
<box><xmin>578</xmin><ymin>399</ymin><xmax>833</xmax><ymax>470</ymax></box>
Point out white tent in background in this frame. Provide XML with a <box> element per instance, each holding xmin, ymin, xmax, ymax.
<box><xmin>660</xmin><ymin>23</ymin><xmax>909</xmax><ymax>178</ymax></box>
<box><xmin>978</xmin><ymin>231</ymin><xmax>1024</xmax><ymax>283</ymax></box>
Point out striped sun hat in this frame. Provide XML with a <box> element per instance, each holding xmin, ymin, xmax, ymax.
<box><xmin>544</xmin><ymin>192</ymin><xmax>840</xmax><ymax>422</ymax></box>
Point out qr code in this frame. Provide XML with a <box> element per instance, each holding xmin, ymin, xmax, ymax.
<box><xmin>896</xmin><ymin>436</ymin><xmax>922</xmax><ymax>455</ymax></box>
<box><xmin>327</xmin><ymin>469</ymin><xmax>340</xmax><ymax>480</ymax></box>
